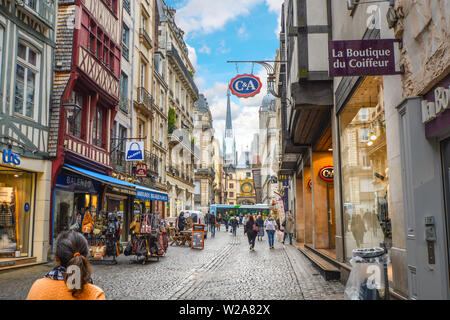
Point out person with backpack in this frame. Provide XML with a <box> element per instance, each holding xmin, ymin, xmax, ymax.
<box><xmin>27</xmin><ymin>230</ymin><xmax>105</xmax><ymax>300</ymax></box>
<box><xmin>264</xmin><ymin>214</ymin><xmax>277</xmax><ymax>249</ymax></box>
<box><xmin>245</xmin><ymin>215</ymin><xmax>258</xmax><ymax>251</ymax></box>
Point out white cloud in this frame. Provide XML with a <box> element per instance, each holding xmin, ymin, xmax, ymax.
<box><xmin>175</xmin><ymin>0</ymin><xmax>263</xmax><ymax>35</ymax></box>
<box><xmin>237</xmin><ymin>24</ymin><xmax>248</xmax><ymax>39</ymax></box>
<box><xmin>265</xmin><ymin>0</ymin><xmax>284</xmax><ymax>36</ymax></box>
<box><xmin>265</xmin><ymin>0</ymin><xmax>283</xmax><ymax>14</ymax></box>
<box><xmin>198</xmin><ymin>44</ymin><xmax>211</xmax><ymax>54</ymax></box>
<box><xmin>186</xmin><ymin>43</ymin><xmax>198</xmax><ymax>72</ymax></box>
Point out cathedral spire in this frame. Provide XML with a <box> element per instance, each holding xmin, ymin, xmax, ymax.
<box><xmin>226</xmin><ymin>89</ymin><xmax>232</xmax><ymax>130</ymax></box>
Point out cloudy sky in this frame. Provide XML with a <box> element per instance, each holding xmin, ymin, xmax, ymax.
<box><xmin>165</xmin><ymin>0</ymin><xmax>284</xmax><ymax>156</ymax></box>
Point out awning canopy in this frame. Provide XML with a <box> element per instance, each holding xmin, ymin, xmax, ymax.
<box><xmin>63</xmin><ymin>164</ymin><xmax>169</xmax><ymax>202</ymax></box>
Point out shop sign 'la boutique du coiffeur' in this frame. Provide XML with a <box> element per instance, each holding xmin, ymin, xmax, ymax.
<box><xmin>328</xmin><ymin>39</ymin><xmax>402</xmax><ymax>77</ymax></box>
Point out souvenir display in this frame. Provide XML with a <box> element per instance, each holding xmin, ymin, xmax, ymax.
<box><xmin>125</xmin><ymin>211</ymin><xmax>169</xmax><ymax>264</ymax></box>
<box><xmin>85</xmin><ymin>211</ymin><xmax>122</xmax><ymax>265</ymax></box>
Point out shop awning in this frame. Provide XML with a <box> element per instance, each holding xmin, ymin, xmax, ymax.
<box><xmin>134</xmin><ymin>185</ymin><xmax>169</xmax><ymax>202</ymax></box>
<box><xmin>63</xmin><ymin>164</ymin><xmax>136</xmax><ymax>194</ymax></box>
<box><xmin>63</xmin><ymin>164</ymin><xmax>169</xmax><ymax>202</ymax></box>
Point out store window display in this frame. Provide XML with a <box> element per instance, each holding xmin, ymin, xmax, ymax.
<box><xmin>339</xmin><ymin>76</ymin><xmax>391</xmax><ymax>262</ymax></box>
<box><xmin>0</xmin><ymin>169</ymin><xmax>34</xmax><ymax>257</ymax></box>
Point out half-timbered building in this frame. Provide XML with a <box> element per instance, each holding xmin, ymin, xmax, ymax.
<box><xmin>48</xmin><ymin>0</ymin><xmax>130</xmax><ymax>248</ymax></box>
<box><xmin>0</xmin><ymin>0</ymin><xmax>56</xmax><ymax>268</ymax></box>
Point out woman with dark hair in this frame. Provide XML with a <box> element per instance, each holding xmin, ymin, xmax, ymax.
<box><xmin>26</xmin><ymin>230</ymin><xmax>105</xmax><ymax>300</ymax></box>
<box><xmin>245</xmin><ymin>215</ymin><xmax>258</xmax><ymax>251</ymax></box>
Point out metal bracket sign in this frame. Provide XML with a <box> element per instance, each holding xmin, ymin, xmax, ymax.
<box><xmin>126</xmin><ymin>141</ymin><xmax>144</xmax><ymax>161</ymax></box>
<box><xmin>229</xmin><ymin>74</ymin><xmax>263</xmax><ymax>98</ymax></box>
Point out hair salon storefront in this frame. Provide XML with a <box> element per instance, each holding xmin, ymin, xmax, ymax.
<box><xmin>397</xmin><ymin>74</ymin><xmax>450</xmax><ymax>299</ymax></box>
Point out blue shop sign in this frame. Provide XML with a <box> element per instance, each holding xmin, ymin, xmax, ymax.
<box><xmin>2</xmin><ymin>149</ymin><xmax>21</xmax><ymax>166</ymax></box>
<box><xmin>136</xmin><ymin>188</ymin><xmax>169</xmax><ymax>202</ymax></box>
<box><xmin>56</xmin><ymin>174</ymin><xmax>99</xmax><ymax>193</ymax></box>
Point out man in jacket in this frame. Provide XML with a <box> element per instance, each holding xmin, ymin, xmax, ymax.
<box><xmin>282</xmin><ymin>211</ymin><xmax>295</xmax><ymax>245</ymax></box>
<box><xmin>229</xmin><ymin>215</ymin><xmax>239</xmax><ymax>236</ymax></box>
<box><xmin>178</xmin><ymin>212</ymin><xmax>186</xmax><ymax>232</ymax></box>
<box><xmin>224</xmin><ymin>212</ymin><xmax>230</xmax><ymax>232</ymax></box>
<box><xmin>210</xmin><ymin>212</ymin><xmax>216</xmax><ymax>237</ymax></box>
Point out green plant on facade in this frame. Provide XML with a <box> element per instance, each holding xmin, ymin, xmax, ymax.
<box><xmin>168</xmin><ymin>108</ymin><xmax>176</xmax><ymax>134</ymax></box>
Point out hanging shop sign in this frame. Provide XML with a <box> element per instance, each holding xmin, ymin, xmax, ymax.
<box><xmin>135</xmin><ymin>163</ymin><xmax>148</xmax><ymax>178</ymax></box>
<box><xmin>319</xmin><ymin>166</ymin><xmax>334</xmax><ymax>182</ymax></box>
<box><xmin>328</xmin><ymin>39</ymin><xmax>402</xmax><ymax>77</ymax></box>
<box><xmin>2</xmin><ymin>148</ymin><xmax>21</xmax><ymax>166</ymax></box>
<box><xmin>229</xmin><ymin>74</ymin><xmax>263</xmax><ymax>98</ymax></box>
<box><xmin>126</xmin><ymin>142</ymin><xmax>144</xmax><ymax>161</ymax></box>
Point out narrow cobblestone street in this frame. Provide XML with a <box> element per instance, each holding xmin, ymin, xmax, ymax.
<box><xmin>0</xmin><ymin>229</ymin><xmax>344</xmax><ymax>300</ymax></box>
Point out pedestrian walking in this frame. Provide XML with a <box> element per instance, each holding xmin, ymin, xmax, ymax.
<box><xmin>178</xmin><ymin>211</ymin><xmax>186</xmax><ymax>232</ymax></box>
<box><xmin>239</xmin><ymin>213</ymin><xmax>243</xmax><ymax>225</ymax></box>
<box><xmin>245</xmin><ymin>215</ymin><xmax>258</xmax><ymax>251</ymax></box>
<box><xmin>264</xmin><ymin>214</ymin><xmax>277</xmax><ymax>249</ymax></box>
<box><xmin>282</xmin><ymin>211</ymin><xmax>295</xmax><ymax>245</ymax></box>
<box><xmin>351</xmin><ymin>213</ymin><xmax>365</xmax><ymax>247</ymax></box>
<box><xmin>217</xmin><ymin>214</ymin><xmax>222</xmax><ymax>231</ymax></box>
<box><xmin>210</xmin><ymin>211</ymin><xmax>216</xmax><ymax>237</ymax></box>
<box><xmin>230</xmin><ymin>215</ymin><xmax>239</xmax><ymax>236</ymax></box>
<box><xmin>242</xmin><ymin>214</ymin><xmax>249</xmax><ymax>231</ymax></box>
<box><xmin>224</xmin><ymin>212</ymin><xmax>230</xmax><ymax>232</ymax></box>
<box><xmin>26</xmin><ymin>230</ymin><xmax>105</xmax><ymax>300</ymax></box>
<box><xmin>256</xmin><ymin>214</ymin><xmax>264</xmax><ymax>241</ymax></box>
<box><xmin>205</xmin><ymin>211</ymin><xmax>211</xmax><ymax>232</ymax></box>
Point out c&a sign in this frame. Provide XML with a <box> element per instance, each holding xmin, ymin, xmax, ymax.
<box><xmin>319</xmin><ymin>166</ymin><xmax>334</xmax><ymax>182</ymax></box>
<box><xmin>2</xmin><ymin>149</ymin><xmax>21</xmax><ymax>166</ymax></box>
<box><xmin>229</xmin><ymin>74</ymin><xmax>262</xmax><ymax>98</ymax></box>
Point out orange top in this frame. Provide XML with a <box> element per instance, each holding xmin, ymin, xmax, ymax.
<box><xmin>26</xmin><ymin>278</ymin><xmax>105</xmax><ymax>300</ymax></box>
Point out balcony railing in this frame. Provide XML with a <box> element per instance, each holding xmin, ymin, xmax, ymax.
<box><xmin>123</xmin><ymin>0</ymin><xmax>131</xmax><ymax>15</ymax></box>
<box><xmin>136</xmin><ymin>87</ymin><xmax>153</xmax><ymax>113</ymax></box>
<box><xmin>144</xmin><ymin>150</ymin><xmax>159</xmax><ymax>175</ymax></box>
<box><xmin>140</xmin><ymin>28</ymin><xmax>152</xmax><ymax>48</ymax></box>
<box><xmin>18</xmin><ymin>0</ymin><xmax>55</xmax><ymax>27</ymax></box>
<box><xmin>110</xmin><ymin>149</ymin><xmax>131</xmax><ymax>175</ymax></box>
<box><xmin>167</xmin><ymin>44</ymin><xmax>199</xmax><ymax>96</ymax></box>
<box><xmin>122</xmin><ymin>44</ymin><xmax>129</xmax><ymax>61</ymax></box>
<box><xmin>119</xmin><ymin>96</ymin><xmax>130</xmax><ymax>114</ymax></box>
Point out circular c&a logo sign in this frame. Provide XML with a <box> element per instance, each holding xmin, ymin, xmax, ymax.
<box><xmin>319</xmin><ymin>166</ymin><xmax>334</xmax><ymax>182</ymax></box>
<box><xmin>229</xmin><ymin>74</ymin><xmax>263</xmax><ymax>98</ymax></box>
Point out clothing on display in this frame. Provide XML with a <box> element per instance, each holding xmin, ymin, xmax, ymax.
<box><xmin>0</xmin><ymin>188</ymin><xmax>16</xmax><ymax>253</ymax></box>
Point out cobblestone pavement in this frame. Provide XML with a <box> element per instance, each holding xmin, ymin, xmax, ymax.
<box><xmin>0</xmin><ymin>228</ymin><xmax>344</xmax><ymax>300</ymax></box>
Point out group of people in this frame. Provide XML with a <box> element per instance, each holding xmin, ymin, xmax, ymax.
<box><xmin>243</xmin><ymin>212</ymin><xmax>295</xmax><ymax>251</ymax></box>
<box><xmin>202</xmin><ymin>210</ymin><xmax>296</xmax><ymax>252</ymax></box>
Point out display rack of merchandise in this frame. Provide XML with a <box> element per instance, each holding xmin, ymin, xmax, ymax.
<box><xmin>85</xmin><ymin>211</ymin><xmax>123</xmax><ymax>265</ymax></box>
<box><xmin>124</xmin><ymin>212</ymin><xmax>169</xmax><ymax>265</ymax></box>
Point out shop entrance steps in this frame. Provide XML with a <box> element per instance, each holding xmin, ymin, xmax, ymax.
<box><xmin>296</xmin><ymin>244</ymin><xmax>341</xmax><ymax>281</ymax></box>
<box><xmin>0</xmin><ymin>257</ymin><xmax>38</xmax><ymax>271</ymax></box>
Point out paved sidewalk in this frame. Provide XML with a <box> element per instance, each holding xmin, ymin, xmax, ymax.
<box><xmin>0</xmin><ymin>229</ymin><xmax>344</xmax><ymax>300</ymax></box>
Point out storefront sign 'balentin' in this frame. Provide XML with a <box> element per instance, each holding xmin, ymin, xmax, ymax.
<box><xmin>328</xmin><ymin>39</ymin><xmax>402</xmax><ymax>77</ymax></box>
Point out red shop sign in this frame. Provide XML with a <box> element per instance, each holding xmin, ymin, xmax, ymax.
<box><xmin>136</xmin><ymin>163</ymin><xmax>148</xmax><ymax>178</ymax></box>
<box><xmin>319</xmin><ymin>166</ymin><xmax>334</xmax><ymax>182</ymax></box>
